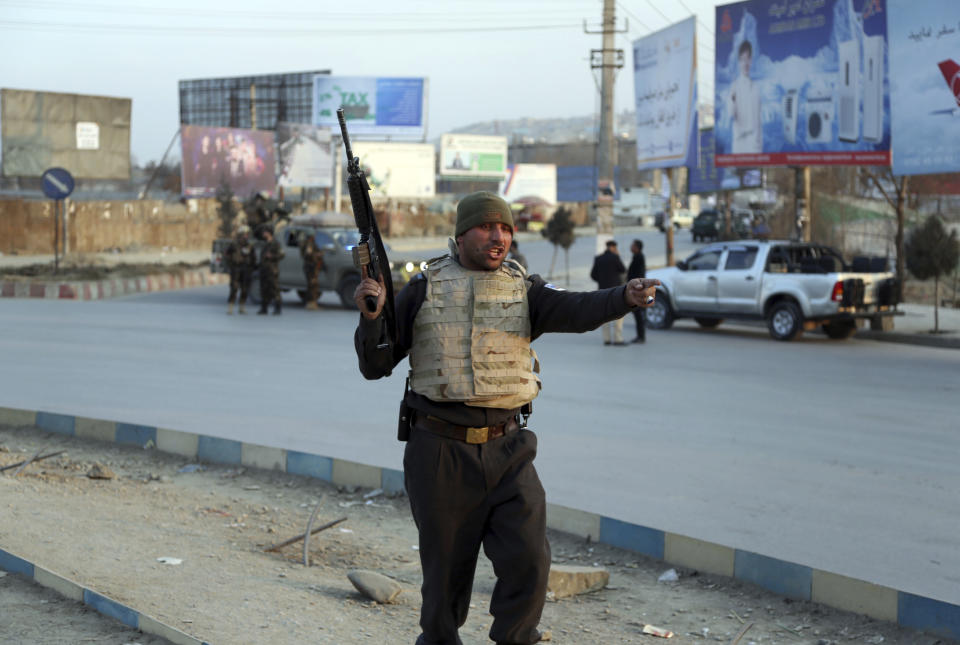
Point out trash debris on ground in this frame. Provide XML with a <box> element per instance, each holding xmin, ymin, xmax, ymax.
<box><xmin>178</xmin><ymin>464</ymin><xmax>203</xmax><ymax>473</ymax></box>
<box><xmin>363</xmin><ymin>488</ymin><xmax>383</xmax><ymax>499</ymax></box>
<box><xmin>642</xmin><ymin>624</ymin><xmax>674</xmax><ymax>638</ymax></box>
<box><xmin>156</xmin><ymin>557</ymin><xmax>182</xmax><ymax>565</ymax></box>
<box><xmin>657</xmin><ymin>568</ymin><xmax>679</xmax><ymax>582</ymax></box>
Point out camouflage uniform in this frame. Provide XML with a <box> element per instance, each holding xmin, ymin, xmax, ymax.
<box><xmin>225</xmin><ymin>229</ymin><xmax>256</xmax><ymax>314</ymax></box>
<box><xmin>258</xmin><ymin>234</ymin><xmax>285</xmax><ymax>315</ymax></box>
<box><xmin>300</xmin><ymin>234</ymin><xmax>325</xmax><ymax>310</ymax></box>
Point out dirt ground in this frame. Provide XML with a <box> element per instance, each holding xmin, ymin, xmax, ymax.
<box><xmin>0</xmin><ymin>424</ymin><xmax>953</xmax><ymax>645</ymax></box>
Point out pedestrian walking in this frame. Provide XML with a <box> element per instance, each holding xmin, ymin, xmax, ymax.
<box><xmin>628</xmin><ymin>239</ymin><xmax>647</xmax><ymax>343</ymax></box>
<box><xmin>353</xmin><ymin>191</ymin><xmax>659</xmax><ymax>645</ymax></box>
<box><xmin>257</xmin><ymin>225</ymin><xmax>284</xmax><ymax>315</ymax></box>
<box><xmin>590</xmin><ymin>239</ymin><xmax>628</xmax><ymax>345</ymax></box>
<box><xmin>225</xmin><ymin>225</ymin><xmax>256</xmax><ymax>315</ymax></box>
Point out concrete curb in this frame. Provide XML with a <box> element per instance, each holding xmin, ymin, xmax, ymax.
<box><xmin>0</xmin><ymin>268</ymin><xmax>228</xmax><ymax>301</ymax></box>
<box><xmin>1</xmin><ymin>406</ymin><xmax>958</xmax><ymax>642</ymax></box>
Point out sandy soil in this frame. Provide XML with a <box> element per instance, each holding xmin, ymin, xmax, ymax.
<box><xmin>0</xmin><ymin>424</ymin><xmax>952</xmax><ymax>645</ymax></box>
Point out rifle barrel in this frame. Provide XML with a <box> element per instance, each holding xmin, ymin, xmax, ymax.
<box><xmin>336</xmin><ymin>108</ymin><xmax>354</xmax><ymax>165</ymax></box>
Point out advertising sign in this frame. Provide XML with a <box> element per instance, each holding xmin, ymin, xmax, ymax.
<box><xmin>633</xmin><ymin>16</ymin><xmax>699</xmax><ymax>170</ymax></box>
<box><xmin>499</xmin><ymin>164</ymin><xmax>557</xmax><ymax>204</ymax></box>
<box><xmin>688</xmin><ymin>128</ymin><xmax>762</xmax><ymax>193</ymax></box>
<box><xmin>889</xmin><ymin>0</ymin><xmax>960</xmax><ymax>175</ymax></box>
<box><xmin>351</xmin><ymin>142</ymin><xmax>435</xmax><ymax>199</ymax></box>
<box><xmin>313</xmin><ymin>76</ymin><xmax>427</xmax><ymax>140</ymax></box>
<box><xmin>715</xmin><ymin>0</ymin><xmax>890</xmax><ymax>167</ymax></box>
<box><xmin>440</xmin><ymin>133</ymin><xmax>508</xmax><ymax>178</ymax></box>
<box><xmin>180</xmin><ymin>125</ymin><xmax>277</xmax><ymax>198</ymax></box>
<box><xmin>276</xmin><ymin>122</ymin><xmax>332</xmax><ymax>189</ymax></box>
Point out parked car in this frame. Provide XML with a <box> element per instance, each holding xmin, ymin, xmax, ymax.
<box><xmin>645</xmin><ymin>241</ymin><xmax>898</xmax><ymax>341</ymax></box>
<box><xmin>655</xmin><ymin>208</ymin><xmax>694</xmax><ymax>232</ymax></box>
<box><xmin>692</xmin><ymin>210</ymin><xmax>720</xmax><ymax>242</ymax></box>
<box><xmin>211</xmin><ymin>212</ymin><xmax>426</xmax><ymax>309</ymax></box>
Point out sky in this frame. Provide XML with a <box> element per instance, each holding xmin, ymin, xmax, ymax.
<box><xmin>0</xmin><ymin>0</ymin><xmax>722</xmax><ymax>165</ymax></box>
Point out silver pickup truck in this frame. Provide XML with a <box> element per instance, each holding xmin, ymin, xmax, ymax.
<box><xmin>645</xmin><ymin>240</ymin><xmax>899</xmax><ymax>341</ymax></box>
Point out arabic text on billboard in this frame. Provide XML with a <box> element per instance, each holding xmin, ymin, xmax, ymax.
<box><xmin>633</xmin><ymin>16</ymin><xmax>699</xmax><ymax>170</ymax></box>
<box><xmin>276</xmin><ymin>123</ymin><xmax>332</xmax><ymax>189</ymax></box>
<box><xmin>688</xmin><ymin>128</ymin><xmax>762</xmax><ymax>193</ymax></box>
<box><xmin>889</xmin><ymin>0</ymin><xmax>960</xmax><ymax>175</ymax></box>
<box><xmin>440</xmin><ymin>134</ymin><xmax>507</xmax><ymax>178</ymax></box>
<box><xmin>180</xmin><ymin>125</ymin><xmax>277</xmax><ymax>198</ymax></box>
<box><xmin>351</xmin><ymin>142</ymin><xmax>435</xmax><ymax>199</ymax></box>
<box><xmin>313</xmin><ymin>76</ymin><xmax>427</xmax><ymax>139</ymax></box>
<box><xmin>714</xmin><ymin>0</ymin><xmax>890</xmax><ymax>167</ymax></box>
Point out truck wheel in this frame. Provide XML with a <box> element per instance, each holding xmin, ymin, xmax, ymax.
<box><xmin>822</xmin><ymin>321</ymin><xmax>857</xmax><ymax>339</ymax></box>
<box><xmin>694</xmin><ymin>317</ymin><xmax>723</xmax><ymax>328</ymax></box>
<box><xmin>767</xmin><ymin>301</ymin><xmax>802</xmax><ymax>341</ymax></box>
<box><xmin>692</xmin><ymin>233</ymin><xmax>699</xmax><ymax>242</ymax></box>
<box><xmin>644</xmin><ymin>293</ymin><xmax>674</xmax><ymax>330</ymax></box>
<box><xmin>338</xmin><ymin>274</ymin><xmax>361</xmax><ymax>310</ymax></box>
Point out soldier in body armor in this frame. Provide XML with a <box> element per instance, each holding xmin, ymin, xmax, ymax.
<box><xmin>225</xmin><ymin>225</ymin><xmax>256</xmax><ymax>315</ymax></box>
<box><xmin>353</xmin><ymin>192</ymin><xmax>660</xmax><ymax>645</ymax></box>
<box><xmin>257</xmin><ymin>225</ymin><xmax>284</xmax><ymax>315</ymax></box>
<box><xmin>299</xmin><ymin>233</ymin><xmax>325</xmax><ymax>310</ymax></box>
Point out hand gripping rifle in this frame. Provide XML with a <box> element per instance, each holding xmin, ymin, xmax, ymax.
<box><xmin>337</xmin><ymin>108</ymin><xmax>397</xmax><ymax>348</ymax></box>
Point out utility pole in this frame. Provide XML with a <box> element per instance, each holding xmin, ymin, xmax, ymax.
<box><xmin>585</xmin><ymin>0</ymin><xmax>626</xmax><ymax>252</ymax></box>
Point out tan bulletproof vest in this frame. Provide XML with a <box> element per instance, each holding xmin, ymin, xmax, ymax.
<box><xmin>409</xmin><ymin>253</ymin><xmax>541</xmax><ymax>409</ymax></box>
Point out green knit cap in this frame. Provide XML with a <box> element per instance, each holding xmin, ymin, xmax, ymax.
<box><xmin>455</xmin><ymin>191</ymin><xmax>514</xmax><ymax>237</ymax></box>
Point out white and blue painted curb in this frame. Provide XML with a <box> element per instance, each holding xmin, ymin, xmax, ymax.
<box><xmin>1</xmin><ymin>405</ymin><xmax>958</xmax><ymax>643</ymax></box>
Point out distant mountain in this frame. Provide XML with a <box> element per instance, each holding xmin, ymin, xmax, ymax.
<box><xmin>444</xmin><ymin>110</ymin><xmax>638</xmax><ymax>144</ymax></box>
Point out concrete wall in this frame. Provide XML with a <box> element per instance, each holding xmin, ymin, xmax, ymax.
<box><xmin>0</xmin><ymin>198</ymin><xmax>220</xmax><ymax>255</ymax></box>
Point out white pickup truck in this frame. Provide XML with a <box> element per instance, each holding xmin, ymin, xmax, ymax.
<box><xmin>645</xmin><ymin>241</ymin><xmax>899</xmax><ymax>341</ymax></box>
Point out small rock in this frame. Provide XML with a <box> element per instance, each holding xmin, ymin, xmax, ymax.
<box><xmin>347</xmin><ymin>570</ymin><xmax>403</xmax><ymax>604</ymax></box>
<box><xmin>87</xmin><ymin>463</ymin><xmax>115</xmax><ymax>480</ymax></box>
<box><xmin>547</xmin><ymin>564</ymin><xmax>609</xmax><ymax>599</ymax></box>
<box><xmin>658</xmin><ymin>568</ymin><xmax>679</xmax><ymax>582</ymax></box>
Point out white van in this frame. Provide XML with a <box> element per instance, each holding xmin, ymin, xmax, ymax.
<box><xmin>614</xmin><ymin>188</ymin><xmax>657</xmax><ymax>227</ymax></box>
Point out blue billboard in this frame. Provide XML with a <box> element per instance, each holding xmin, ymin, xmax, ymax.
<box><xmin>889</xmin><ymin>0</ymin><xmax>960</xmax><ymax>176</ymax></box>
<box><xmin>688</xmin><ymin>128</ymin><xmax>762</xmax><ymax>194</ymax></box>
<box><xmin>313</xmin><ymin>76</ymin><xmax>427</xmax><ymax>140</ymax></box>
<box><xmin>715</xmin><ymin>0</ymin><xmax>890</xmax><ymax>167</ymax></box>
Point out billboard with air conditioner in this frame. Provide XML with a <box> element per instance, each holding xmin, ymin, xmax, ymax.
<box><xmin>714</xmin><ymin>0</ymin><xmax>890</xmax><ymax>167</ymax></box>
<box><xmin>888</xmin><ymin>0</ymin><xmax>960</xmax><ymax>175</ymax></box>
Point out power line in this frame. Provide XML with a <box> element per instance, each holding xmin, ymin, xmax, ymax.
<box><xmin>0</xmin><ymin>19</ymin><xmax>583</xmax><ymax>36</ymax></box>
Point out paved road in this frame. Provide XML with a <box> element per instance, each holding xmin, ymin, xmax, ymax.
<box><xmin>2</xmin><ymin>265</ymin><xmax>958</xmax><ymax>607</ymax></box>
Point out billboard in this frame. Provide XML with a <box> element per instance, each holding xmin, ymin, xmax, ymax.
<box><xmin>180</xmin><ymin>125</ymin><xmax>277</xmax><ymax>198</ymax></box>
<box><xmin>276</xmin><ymin>122</ymin><xmax>332</xmax><ymax>189</ymax></box>
<box><xmin>889</xmin><ymin>0</ymin><xmax>960</xmax><ymax>175</ymax></box>
<box><xmin>688</xmin><ymin>128</ymin><xmax>762</xmax><ymax>193</ymax></box>
<box><xmin>313</xmin><ymin>76</ymin><xmax>427</xmax><ymax>140</ymax></box>
<box><xmin>351</xmin><ymin>142</ymin><xmax>435</xmax><ymax>199</ymax></box>
<box><xmin>439</xmin><ymin>133</ymin><xmax>508</xmax><ymax>178</ymax></box>
<box><xmin>715</xmin><ymin>0</ymin><xmax>890</xmax><ymax>167</ymax></box>
<box><xmin>499</xmin><ymin>164</ymin><xmax>557</xmax><ymax>204</ymax></box>
<box><xmin>633</xmin><ymin>17</ymin><xmax>699</xmax><ymax>170</ymax></box>
<box><xmin>1</xmin><ymin>89</ymin><xmax>131</xmax><ymax>179</ymax></box>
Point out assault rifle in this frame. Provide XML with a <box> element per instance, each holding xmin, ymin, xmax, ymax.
<box><xmin>337</xmin><ymin>108</ymin><xmax>397</xmax><ymax>347</ymax></box>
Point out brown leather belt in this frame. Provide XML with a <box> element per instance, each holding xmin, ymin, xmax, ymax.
<box><xmin>416</xmin><ymin>414</ymin><xmax>520</xmax><ymax>444</ymax></box>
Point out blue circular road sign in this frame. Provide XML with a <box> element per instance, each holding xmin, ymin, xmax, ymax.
<box><xmin>41</xmin><ymin>167</ymin><xmax>75</xmax><ymax>200</ymax></box>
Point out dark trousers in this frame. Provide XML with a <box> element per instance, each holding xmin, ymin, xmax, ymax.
<box><xmin>227</xmin><ymin>271</ymin><xmax>251</xmax><ymax>304</ymax></box>
<box><xmin>259</xmin><ymin>272</ymin><xmax>281</xmax><ymax>313</ymax></box>
<box><xmin>404</xmin><ymin>425</ymin><xmax>549</xmax><ymax>645</ymax></box>
<box><xmin>632</xmin><ymin>308</ymin><xmax>646</xmax><ymax>340</ymax></box>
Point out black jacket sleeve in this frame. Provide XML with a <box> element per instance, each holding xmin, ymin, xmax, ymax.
<box><xmin>527</xmin><ymin>274</ymin><xmax>632</xmax><ymax>341</ymax></box>
<box><xmin>354</xmin><ymin>274</ymin><xmax>426</xmax><ymax>380</ymax></box>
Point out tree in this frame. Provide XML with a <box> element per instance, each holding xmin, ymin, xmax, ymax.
<box><xmin>541</xmin><ymin>207</ymin><xmax>576</xmax><ymax>284</ymax></box>
<box><xmin>905</xmin><ymin>215</ymin><xmax>959</xmax><ymax>333</ymax></box>
<box><xmin>215</xmin><ymin>179</ymin><xmax>238</xmax><ymax>238</ymax></box>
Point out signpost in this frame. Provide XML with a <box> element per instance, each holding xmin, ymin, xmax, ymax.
<box><xmin>41</xmin><ymin>167</ymin><xmax>75</xmax><ymax>273</ymax></box>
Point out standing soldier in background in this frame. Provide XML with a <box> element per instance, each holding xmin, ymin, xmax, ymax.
<box><xmin>300</xmin><ymin>232</ymin><xmax>325</xmax><ymax>311</ymax></box>
<box><xmin>225</xmin><ymin>224</ymin><xmax>256</xmax><ymax>315</ymax></box>
<box><xmin>508</xmin><ymin>239</ymin><xmax>528</xmax><ymax>271</ymax></box>
<box><xmin>257</xmin><ymin>225</ymin><xmax>285</xmax><ymax>315</ymax></box>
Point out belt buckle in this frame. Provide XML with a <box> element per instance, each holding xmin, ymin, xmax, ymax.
<box><xmin>465</xmin><ymin>426</ymin><xmax>488</xmax><ymax>444</ymax></box>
